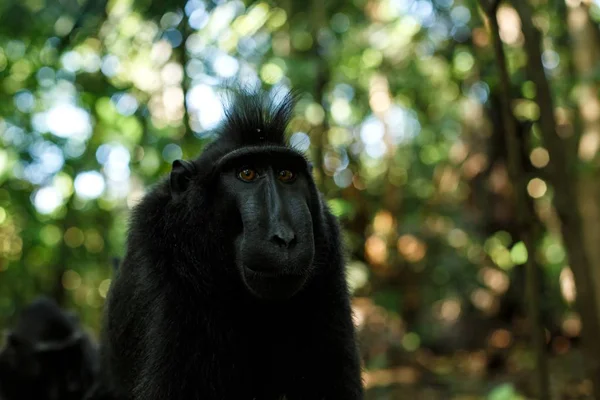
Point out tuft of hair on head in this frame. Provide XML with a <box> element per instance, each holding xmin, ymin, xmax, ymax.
<box><xmin>214</xmin><ymin>85</ymin><xmax>299</xmax><ymax>148</ymax></box>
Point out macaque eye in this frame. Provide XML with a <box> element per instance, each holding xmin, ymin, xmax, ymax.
<box><xmin>238</xmin><ymin>167</ymin><xmax>258</xmax><ymax>182</ymax></box>
<box><xmin>278</xmin><ymin>169</ymin><xmax>296</xmax><ymax>183</ymax></box>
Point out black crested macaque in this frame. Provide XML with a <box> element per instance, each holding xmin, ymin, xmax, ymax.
<box><xmin>0</xmin><ymin>296</ymin><xmax>98</xmax><ymax>400</ymax></box>
<box><xmin>95</xmin><ymin>88</ymin><xmax>364</xmax><ymax>399</ymax></box>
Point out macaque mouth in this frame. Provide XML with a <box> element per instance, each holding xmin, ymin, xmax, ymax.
<box><xmin>242</xmin><ymin>265</ymin><xmax>308</xmax><ymax>301</ymax></box>
<box><xmin>243</xmin><ymin>265</ymin><xmax>301</xmax><ymax>279</ymax></box>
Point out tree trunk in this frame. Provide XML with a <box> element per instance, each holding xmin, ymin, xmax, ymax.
<box><xmin>479</xmin><ymin>2</ymin><xmax>550</xmax><ymax>398</ymax></box>
<box><xmin>566</xmin><ymin>2</ymin><xmax>600</xmax><ymax>330</ymax></box>
<box><xmin>510</xmin><ymin>1</ymin><xmax>600</xmax><ymax>397</ymax></box>
<box><xmin>311</xmin><ymin>0</ymin><xmax>329</xmax><ymax>187</ymax></box>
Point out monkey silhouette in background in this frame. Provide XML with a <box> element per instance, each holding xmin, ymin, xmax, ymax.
<box><xmin>0</xmin><ymin>296</ymin><xmax>98</xmax><ymax>400</ymax></box>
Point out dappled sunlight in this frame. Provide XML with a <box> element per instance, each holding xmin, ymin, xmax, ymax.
<box><xmin>530</xmin><ymin>147</ymin><xmax>550</xmax><ymax>168</ymax></box>
<box><xmin>527</xmin><ymin>178</ymin><xmax>547</xmax><ymax>199</ymax></box>
<box><xmin>365</xmin><ymin>235</ymin><xmax>388</xmax><ymax>266</ymax></box>
<box><xmin>578</xmin><ymin>130</ymin><xmax>600</xmax><ymax>161</ymax></box>
<box><xmin>497</xmin><ymin>6</ymin><xmax>522</xmax><ymax>45</ymax></box>
<box><xmin>434</xmin><ymin>298</ymin><xmax>462</xmax><ymax>323</ymax></box>
<box><xmin>436</xmin><ymin>166</ymin><xmax>460</xmax><ymax>194</ymax></box>
<box><xmin>562</xmin><ymin>313</ymin><xmax>582</xmax><ymax>337</ymax></box>
<box><xmin>488</xmin><ymin>329</ymin><xmax>512</xmax><ymax>349</ymax></box>
<box><xmin>0</xmin><ymin>0</ymin><xmax>598</xmax><ymax>397</ymax></box>
<box><xmin>471</xmin><ymin>288</ymin><xmax>497</xmax><ymax>314</ymax></box>
<box><xmin>44</xmin><ymin>104</ymin><xmax>92</xmax><ymax>141</ymax></box>
<box><xmin>397</xmin><ymin>234</ymin><xmax>426</xmax><ymax>263</ymax></box>
<box><xmin>33</xmin><ymin>186</ymin><xmax>63</xmax><ymax>215</ymax></box>
<box><xmin>363</xmin><ymin>366</ymin><xmax>421</xmax><ymax>389</ymax></box>
<box><xmin>372</xmin><ymin>210</ymin><xmax>395</xmax><ymax>236</ymax></box>
<box><xmin>187</xmin><ymin>84</ymin><xmax>225</xmax><ymax>131</ymax></box>
<box><xmin>74</xmin><ymin>172</ymin><xmax>106</xmax><ymax>200</ymax></box>
<box><xmin>62</xmin><ymin>270</ymin><xmax>82</xmax><ymax>291</ymax></box>
<box><xmin>480</xmin><ymin>267</ymin><xmax>510</xmax><ymax>295</ymax></box>
<box><xmin>560</xmin><ymin>267</ymin><xmax>577</xmax><ymax>304</ymax></box>
<box><xmin>98</xmin><ymin>279</ymin><xmax>112</xmax><ymax>299</ymax></box>
<box><xmin>0</xmin><ymin>218</ymin><xmax>22</xmax><ymax>261</ymax></box>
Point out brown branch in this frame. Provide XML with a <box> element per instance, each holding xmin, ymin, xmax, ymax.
<box><xmin>509</xmin><ymin>0</ymin><xmax>600</xmax><ymax>397</ymax></box>
<box><xmin>479</xmin><ymin>0</ymin><xmax>501</xmax><ymax>15</ymax></box>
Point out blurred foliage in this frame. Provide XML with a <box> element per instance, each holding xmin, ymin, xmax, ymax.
<box><xmin>1</xmin><ymin>0</ymin><xmax>600</xmax><ymax>397</ymax></box>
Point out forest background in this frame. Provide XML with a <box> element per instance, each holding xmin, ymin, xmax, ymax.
<box><xmin>1</xmin><ymin>0</ymin><xmax>600</xmax><ymax>398</ymax></box>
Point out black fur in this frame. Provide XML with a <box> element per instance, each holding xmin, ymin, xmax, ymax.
<box><xmin>218</xmin><ymin>88</ymin><xmax>296</xmax><ymax>146</ymax></box>
<box><xmin>92</xmin><ymin>88</ymin><xmax>364</xmax><ymax>399</ymax></box>
<box><xmin>0</xmin><ymin>296</ymin><xmax>98</xmax><ymax>400</ymax></box>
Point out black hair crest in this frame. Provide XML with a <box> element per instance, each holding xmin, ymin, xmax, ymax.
<box><xmin>192</xmin><ymin>87</ymin><xmax>309</xmax><ymax>182</ymax></box>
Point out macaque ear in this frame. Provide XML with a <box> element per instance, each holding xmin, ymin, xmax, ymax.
<box><xmin>170</xmin><ymin>160</ymin><xmax>196</xmax><ymax>199</ymax></box>
<box><xmin>307</xmin><ymin>161</ymin><xmax>314</xmax><ymax>174</ymax></box>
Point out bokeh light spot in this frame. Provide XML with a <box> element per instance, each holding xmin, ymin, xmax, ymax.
<box><xmin>402</xmin><ymin>332</ymin><xmax>421</xmax><ymax>352</ymax></box>
<box><xmin>530</xmin><ymin>147</ymin><xmax>549</xmax><ymax>168</ymax></box>
<box><xmin>62</xmin><ymin>270</ymin><xmax>82</xmax><ymax>290</ymax></box>
<box><xmin>64</xmin><ymin>227</ymin><xmax>85</xmax><ymax>248</ymax></box>
<box><xmin>33</xmin><ymin>186</ymin><xmax>63</xmax><ymax>215</ymax></box>
<box><xmin>40</xmin><ymin>225</ymin><xmax>62</xmax><ymax>246</ymax></box>
<box><xmin>74</xmin><ymin>171</ymin><xmax>106</xmax><ymax>200</ymax></box>
<box><xmin>289</xmin><ymin>132</ymin><xmax>310</xmax><ymax>152</ymax></box>
<box><xmin>527</xmin><ymin>178</ymin><xmax>547</xmax><ymax>198</ymax></box>
<box><xmin>163</xmin><ymin>143</ymin><xmax>183</xmax><ymax>163</ymax></box>
<box><xmin>98</xmin><ymin>279</ymin><xmax>112</xmax><ymax>299</ymax></box>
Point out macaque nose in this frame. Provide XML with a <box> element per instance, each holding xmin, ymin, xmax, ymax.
<box><xmin>270</xmin><ymin>229</ymin><xmax>296</xmax><ymax>248</ymax></box>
